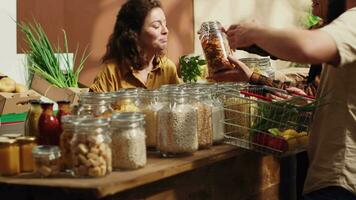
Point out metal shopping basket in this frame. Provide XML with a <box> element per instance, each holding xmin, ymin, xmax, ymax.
<box><xmin>217</xmin><ymin>85</ymin><xmax>316</xmax><ymax>157</ymax></box>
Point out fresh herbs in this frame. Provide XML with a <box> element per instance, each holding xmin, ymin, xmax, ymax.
<box><xmin>19</xmin><ymin>21</ymin><xmax>90</xmax><ymax>88</ymax></box>
<box><xmin>179</xmin><ymin>55</ymin><xmax>206</xmax><ymax>83</ymax></box>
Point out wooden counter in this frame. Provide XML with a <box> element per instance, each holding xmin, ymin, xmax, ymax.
<box><xmin>0</xmin><ymin>145</ymin><xmax>281</xmax><ymax>200</ymax></box>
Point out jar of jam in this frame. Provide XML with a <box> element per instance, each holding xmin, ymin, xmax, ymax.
<box><xmin>0</xmin><ymin>138</ymin><xmax>20</xmax><ymax>176</ymax></box>
<box><xmin>17</xmin><ymin>136</ymin><xmax>37</xmax><ymax>172</ymax></box>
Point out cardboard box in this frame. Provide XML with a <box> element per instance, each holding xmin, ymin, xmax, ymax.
<box><xmin>30</xmin><ymin>74</ymin><xmax>88</xmax><ymax>105</ymax></box>
<box><xmin>0</xmin><ymin>90</ymin><xmax>41</xmax><ymax>115</ymax></box>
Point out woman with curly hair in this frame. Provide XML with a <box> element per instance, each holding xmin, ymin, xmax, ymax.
<box><xmin>90</xmin><ymin>0</ymin><xmax>180</xmax><ymax>92</ymax></box>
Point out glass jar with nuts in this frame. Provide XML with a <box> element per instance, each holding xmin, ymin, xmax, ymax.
<box><xmin>71</xmin><ymin>117</ymin><xmax>112</xmax><ymax>177</ymax></box>
<box><xmin>32</xmin><ymin>145</ymin><xmax>61</xmax><ymax>177</ymax></box>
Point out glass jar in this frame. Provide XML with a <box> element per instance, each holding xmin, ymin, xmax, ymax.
<box><xmin>188</xmin><ymin>89</ymin><xmax>213</xmax><ymax>149</ymax></box>
<box><xmin>211</xmin><ymin>90</ymin><xmax>225</xmax><ymax>144</ymax></box>
<box><xmin>32</xmin><ymin>145</ymin><xmax>61</xmax><ymax>177</ymax></box>
<box><xmin>57</xmin><ymin>100</ymin><xmax>71</xmax><ymax>125</ymax></box>
<box><xmin>71</xmin><ymin>118</ymin><xmax>112</xmax><ymax>177</ymax></box>
<box><xmin>77</xmin><ymin>93</ymin><xmax>114</xmax><ymax>118</ymax></box>
<box><xmin>157</xmin><ymin>91</ymin><xmax>198</xmax><ymax>157</ymax></box>
<box><xmin>25</xmin><ymin>100</ymin><xmax>42</xmax><ymax>137</ymax></box>
<box><xmin>0</xmin><ymin>138</ymin><xmax>20</xmax><ymax>176</ymax></box>
<box><xmin>60</xmin><ymin>115</ymin><xmax>83</xmax><ymax>170</ymax></box>
<box><xmin>110</xmin><ymin>112</ymin><xmax>146</xmax><ymax>170</ymax></box>
<box><xmin>38</xmin><ymin>102</ymin><xmax>61</xmax><ymax>145</ymax></box>
<box><xmin>199</xmin><ymin>21</ymin><xmax>233</xmax><ymax>76</ymax></box>
<box><xmin>17</xmin><ymin>136</ymin><xmax>36</xmax><ymax>172</ymax></box>
<box><xmin>140</xmin><ymin>90</ymin><xmax>165</xmax><ymax>148</ymax></box>
<box><xmin>112</xmin><ymin>90</ymin><xmax>141</xmax><ymax>112</ymax></box>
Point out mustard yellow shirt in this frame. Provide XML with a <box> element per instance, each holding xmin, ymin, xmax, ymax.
<box><xmin>90</xmin><ymin>56</ymin><xmax>181</xmax><ymax>92</ymax></box>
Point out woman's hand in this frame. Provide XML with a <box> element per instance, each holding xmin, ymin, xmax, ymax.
<box><xmin>227</xmin><ymin>20</ymin><xmax>261</xmax><ymax>49</ymax></box>
<box><xmin>212</xmin><ymin>55</ymin><xmax>253</xmax><ymax>83</ymax></box>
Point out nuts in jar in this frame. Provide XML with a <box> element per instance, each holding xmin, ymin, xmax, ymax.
<box><xmin>71</xmin><ymin>117</ymin><xmax>112</xmax><ymax>177</ymax></box>
<box><xmin>32</xmin><ymin>145</ymin><xmax>61</xmax><ymax>177</ymax></box>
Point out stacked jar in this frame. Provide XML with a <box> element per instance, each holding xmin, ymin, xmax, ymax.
<box><xmin>157</xmin><ymin>90</ymin><xmax>198</xmax><ymax>157</ymax></box>
<box><xmin>110</xmin><ymin>112</ymin><xmax>146</xmax><ymax>170</ymax></box>
<box><xmin>112</xmin><ymin>89</ymin><xmax>141</xmax><ymax>112</ymax></box>
<box><xmin>77</xmin><ymin>93</ymin><xmax>114</xmax><ymax>118</ymax></box>
<box><xmin>199</xmin><ymin>21</ymin><xmax>234</xmax><ymax>77</ymax></box>
<box><xmin>140</xmin><ymin>90</ymin><xmax>166</xmax><ymax>149</ymax></box>
<box><xmin>71</xmin><ymin>118</ymin><xmax>112</xmax><ymax>177</ymax></box>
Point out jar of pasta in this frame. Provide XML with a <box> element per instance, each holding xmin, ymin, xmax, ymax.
<box><xmin>199</xmin><ymin>21</ymin><xmax>234</xmax><ymax>76</ymax></box>
<box><xmin>112</xmin><ymin>90</ymin><xmax>141</xmax><ymax>112</ymax></box>
<box><xmin>32</xmin><ymin>145</ymin><xmax>61</xmax><ymax>177</ymax></box>
<box><xmin>71</xmin><ymin>117</ymin><xmax>112</xmax><ymax>177</ymax></box>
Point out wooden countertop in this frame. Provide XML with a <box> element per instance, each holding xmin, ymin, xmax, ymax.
<box><xmin>0</xmin><ymin>145</ymin><xmax>243</xmax><ymax>198</ymax></box>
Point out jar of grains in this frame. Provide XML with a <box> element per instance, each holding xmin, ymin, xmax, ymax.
<box><xmin>140</xmin><ymin>89</ymin><xmax>166</xmax><ymax>148</ymax></box>
<box><xmin>71</xmin><ymin>117</ymin><xmax>112</xmax><ymax>177</ymax></box>
<box><xmin>211</xmin><ymin>86</ymin><xmax>226</xmax><ymax>143</ymax></box>
<box><xmin>157</xmin><ymin>90</ymin><xmax>198</xmax><ymax>157</ymax></box>
<box><xmin>110</xmin><ymin>112</ymin><xmax>146</xmax><ymax>170</ymax></box>
<box><xmin>199</xmin><ymin>21</ymin><xmax>234</xmax><ymax>76</ymax></box>
<box><xmin>188</xmin><ymin>88</ymin><xmax>213</xmax><ymax>149</ymax></box>
<box><xmin>77</xmin><ymin>93</ymin><xmax>114</xmax><ymax>118</ymax></box>
<box><xmin>60</xmin><ymin>115</ymin><xmax>83</xmax><ymax>171</ymax></box>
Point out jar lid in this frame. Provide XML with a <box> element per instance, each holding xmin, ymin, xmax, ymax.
<box><xmin>2</xmin><ymin>133</ymin><xmax>22</xmax><ymax>139</ymax></box>
<box><xmin>32</xmin><ymin>145</ymin><xmax>61</xmax><ymax>160</ymax></box>
<box><xmin>111</xmin><ymin>112</ymin><xmax>144</xmax><ymax>123</ymax></box>
<box><xmin>77</xmin><ymin>117</ymin><xmax>110</xmax><ymax>127</ymax></box>
<box><xmin>56</xmin><ymin>100</ymin><xmax>71</xmax><ymax>104</ymax></box>
<box><xmin>0</xmin><ymin>138</ymin><xmax>17</xmax><ymax>145</ymax></box>
<box><xmin>17</xmin><ymin>136</ymin><xmax>36</xmax><ymax>144</ymax></box>
<box><xmin>29</xmin><ymin>99</ymin><xmax>41</xmax><ymax>105</ymax></box>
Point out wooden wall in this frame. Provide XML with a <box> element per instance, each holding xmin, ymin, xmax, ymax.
<box><xmin>17</xmin><ymin>0</ymin><xmax>194</xmax><ymax>86</ymax></box>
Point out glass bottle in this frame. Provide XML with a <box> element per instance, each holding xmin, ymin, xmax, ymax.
<box><xmin>71</xmin><ymin>117</ymin><xmax>112</xmax><ymax>177</ymax></box>
<box><xmin>110</xmin><ymin>112</ymin><xmax>146</xmax><ymax>170</ymax></box>
<box><xmin>0</xmin><ymin>138</ymin><xmax>20</xmax><ymax>176</ymax></box>
<box><xmin>199</xmin><ymin>21</ymin><xmax>233</xmax><ymax>76</ymax></box>
<box><xmin>56</xmin><ymin>100</ymin><xmax>71</xmax><ymax>125</ymax></box>
<box><xmin>140</xmin><ymin>90</ymin><xmax>165</xmax><ymax>149</ymax></box>
<box><xmin>38</xmin><ymin>102</ymin><xmax>61</xmax><ymax>145</ymax></box>
<box><xmin>77</xmin><ymin>93</ymin><xmax>114</xmax><ymax>118</ymax></box>
<box><xmin>25</xmin><ymin>100</ymin><xmax>42</xmax><ymax>137</ymax></box>
<box><xmin>157</xmin><ymin>90</ymin><xmax>198</xmax><ymax>157</ymax></box>
<box><xmin>32</xmin><ymin>145</ymin><xmax>61</xmax><ymax>177</ymax></box>
<box><xmin>17</xmin><ymin>136</ymin><xmax>36</xmax><ymax>172</ymax></box>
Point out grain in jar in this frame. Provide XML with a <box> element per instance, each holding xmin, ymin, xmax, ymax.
<box><xmin>110</xmin><ymin>112</ymin><xmax>146</xmax><ymax>170</ymax></box>
<box><xmin>157</xmin><ymin>91</ymin><xmax>198</xmax><ymax>156</ymax></box>
<box><xmin>32</xmin><ymin>145</ymin><xmax>61</xmax><ymax>177</ymax></box>
<box><xmin>111</xmin><ymin>90</ymin><xmax>141</xmax><ymax>112</ymax></box>
<box><xmin>17</xmin><ymin>137</ymin><xmax>36</xmax><ymax>172</ymax></box>
<box><xmin>71</xmin><ymin>118</ymin><xmax>112</xmax><ymax>177</ymax></box>
<box><xmin>0</xmin><ymin>138</ymin><xmax>20</xmax><ymax>176</ymax></box>
<box><xmin>140</xmin><ymin>90</ymin><xmax>165</xmax><ymax>148</ymax></box>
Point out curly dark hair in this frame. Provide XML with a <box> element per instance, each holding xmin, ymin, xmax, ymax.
<box><xmin>102</xmin><ymin>0</ymin><xmax>162</xmax><ymax>70</ymax></box>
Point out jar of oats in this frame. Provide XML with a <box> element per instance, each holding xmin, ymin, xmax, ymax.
<box><xmin>71</xmin><ymin>117</ymin><xmax>112</xmax><ymax>177</ymax></box>
<box><xmin>157</xmin><ymin>90</ymin><xmax>198</xmax><ymax>157</ymax></box>
<box><xmin>110</xmin><ymin>112</ymin><xmax>146</xmax><ymax>170</ymax></box>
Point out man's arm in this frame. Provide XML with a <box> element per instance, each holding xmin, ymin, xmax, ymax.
<box><xmin>227</xmin><ymin>22</ymin><xmax>340</xmax><ymax>65</ymax></box>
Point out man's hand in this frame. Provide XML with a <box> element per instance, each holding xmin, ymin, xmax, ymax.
<box><xmin>212</xmin><ymin>56</ymin><xmax>253</xmax><ymax>83</ymax></box>
<box><xmin>227</xmin><ymin>20</ymin><xmax>261</xmax><ymax>49</ymax></box>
